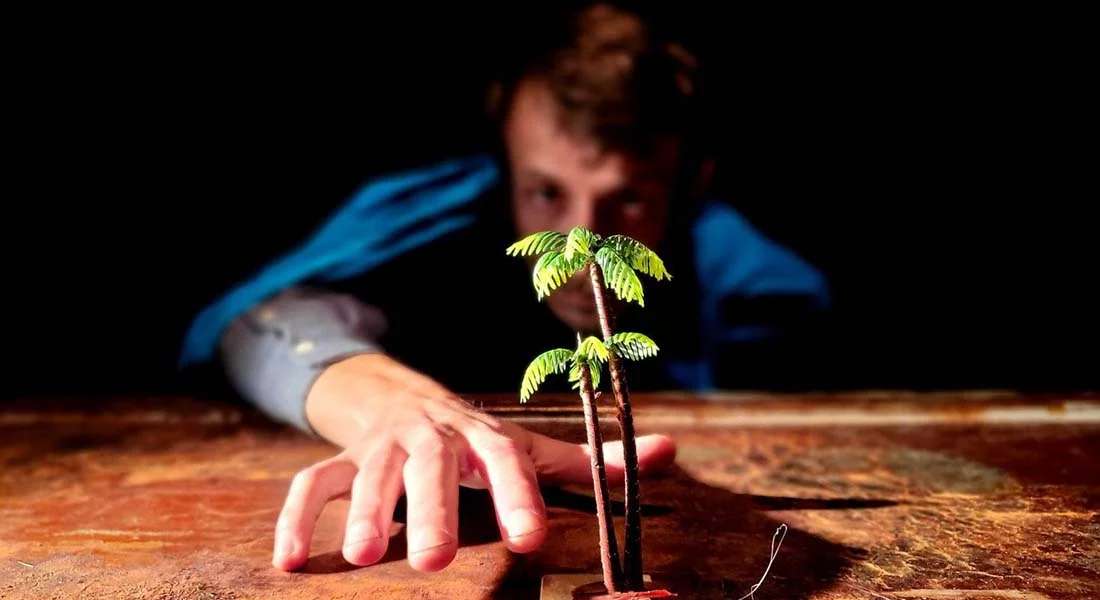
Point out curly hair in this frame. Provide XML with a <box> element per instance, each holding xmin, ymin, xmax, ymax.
<box><xmin>489</xmin><ymin>3</ymin><xmax>704</xmax><ymax>158</ymax></box>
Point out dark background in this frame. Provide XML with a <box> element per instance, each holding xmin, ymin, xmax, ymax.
<box><xmin>8</xmin><ymin>5</ymin><xmax>1095</xmax><ymax>397</ymax></box>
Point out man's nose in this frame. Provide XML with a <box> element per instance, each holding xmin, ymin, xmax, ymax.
<box><xmin>565</xmin><ymin>196</ymin><xmax>610</xmax><ymax>236</ymax></box>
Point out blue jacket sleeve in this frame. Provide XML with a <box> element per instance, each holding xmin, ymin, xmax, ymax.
<box><xmin>180</xmin><ymin>155</ymin><xmax>500</xmax><ymax>367</ymax></box>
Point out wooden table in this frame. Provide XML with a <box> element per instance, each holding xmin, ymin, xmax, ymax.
<box><xmin>1</xmin><ymin>392</ymin><xmax>1097</xmax><ymax>599</ymax></box>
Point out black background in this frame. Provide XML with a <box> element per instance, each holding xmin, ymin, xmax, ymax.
<box><xmin>8</xmin><ymin>5</ymin><xmax>1095</xmax><ymax>396</ymax></box>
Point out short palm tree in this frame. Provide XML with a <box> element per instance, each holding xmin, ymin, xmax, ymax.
<box><xmin>510</xmin><ymin>227</ymin><xmax>669</xmax><ymax>592</ymax></box>
<box><xmin>520</xmin><ymin>333</ymin><xmax>620</xmax><ymax>592</ymax></box>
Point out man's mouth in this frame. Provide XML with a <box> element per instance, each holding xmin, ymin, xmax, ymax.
<box><xmin>560</xmin><ymin>289</ymin><xmax>596</xmax><ymax>311</ymax></box>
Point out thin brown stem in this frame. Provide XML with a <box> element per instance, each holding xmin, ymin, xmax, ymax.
<box><xmin>576</xmin><ymin>332</ymin><xmax>623</xmax><ymax>593</ymax></box>
<box><xmin>588</xmin><ymin>262</ymin><xmax>644</xmax><ymax>590</ymax></box>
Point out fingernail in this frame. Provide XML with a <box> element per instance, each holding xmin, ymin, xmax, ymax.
<box><xmin>276</xmin><ymin>536</ymin><xmax>297</xmax><ymax>560</ymax></box>
<box><xmin>408</xmin><ymin>530</ymin><xmax>456</xmax><ymax>555</ymax></box>
<box><xmin>504</xmin><ymin>508</ymin><xmax>546</xmax><ymax>539</ymax></box>
<box><xmin>345</xmin><ymin>521</ymin><xmax>383</xmax><ymax>548</ymax></box>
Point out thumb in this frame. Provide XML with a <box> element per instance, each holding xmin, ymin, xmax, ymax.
<box><xmin>529</xmin><ymin>432</ymin><xmax>677</xmax><ymax>487</ymax></box>
<box><xmin>602</xmin><ymin>434</ymin><xmax>678</xmax><ymax>480</ymax></box>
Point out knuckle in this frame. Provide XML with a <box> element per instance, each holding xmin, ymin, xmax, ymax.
<box><xmin>347</xmin><ymin>439</ymin><xmax>397</xmax><ymax>469</ymax></box>
<box><xmin>290</xmin><ymin>455</ymin><xmax>346</xmax><ymax>488</ymax></box>
<box><xmin>292</xmin><ymin>465</ymin><xmax>322</xmax><ymax>488</ymax></box>
<box><xmin>481</xmin><ymin>433</ymin><xmax>522</xmax><ymax>458</ymax></box>
<box><xmin>466</xmin><ymin>413</ymin><xmax>504</xmax><ymax>434</ymax></box>
<box><xmin>407</xmin><ymin>428</ymin><xmax>454</xmax><ymax>461</ymax></box>
<box><xmin>477</xmin><ymin>413</ymin><xmax>504</xmax><ymax>431</ymax></box>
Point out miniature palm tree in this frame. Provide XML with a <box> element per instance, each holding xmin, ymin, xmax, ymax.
<box><xmin>520</xmin><ymin>333</ymin><xmax>620</xmax><ymax>592</ymax></box>
<box><xmin>509</xmin><ymin>227</ymin><xmax>669</xmax><ymax>592</ymax></box>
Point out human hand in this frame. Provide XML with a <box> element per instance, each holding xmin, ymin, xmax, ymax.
<box><xmin>272</xmin><ymin>353</ymin><xmax>676</xmax><ymax>572</ymax></box>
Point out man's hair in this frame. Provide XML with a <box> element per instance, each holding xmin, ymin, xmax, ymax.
<box><xmin>489</xmin><ymin>2</ymin><xmax>704</xmax><ymax>158</ymax></box>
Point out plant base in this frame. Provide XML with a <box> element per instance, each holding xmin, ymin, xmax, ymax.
<box><xmin>539</xmin><ymin>574</ymin><xmax>689</xmax><ymax>599</ymax></box>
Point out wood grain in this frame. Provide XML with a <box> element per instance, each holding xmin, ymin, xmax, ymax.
<box><xmin>1</xmin><ymin>392</ymin><xmax>1097</xmax><ymax>599</ymax></box>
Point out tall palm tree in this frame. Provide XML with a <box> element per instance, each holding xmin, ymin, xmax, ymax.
<box><xmin>509</xmin><ymin>227</ymin><xmax>669</xmax><ymax>591</ymax></box>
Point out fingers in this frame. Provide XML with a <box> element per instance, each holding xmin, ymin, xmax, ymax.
<box><xmin>463</xmin><ymin>425</ymin><xmax>547</xmax><ymax>553</ymax></box>
<box><xmin>273</xmin><ymin>458</ymin><xmax>357</xmax><ymax>571</ymax></box>
<box><xmin>274</xmin><ymin>413</ymin><xmax>667</xmax><ymax>574</ymax></box>
<box><xmin>342</xmin><ymin>441</ymin><xmax>408</xmax><ymax>566</ymax></box>
<box><xmin>400</xmin><ymin>429</ymin><xmax>460</xmax><ymax>572</ymax></box>
<box><xmin>529</xmin><ymin>432</ymin><xmax>678</xmax><ymax>487</ymax></box>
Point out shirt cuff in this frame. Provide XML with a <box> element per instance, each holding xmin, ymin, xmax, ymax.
<box><xmin>284</xmin><ymin>338</ymin><xmax>381</xmax><ymax>434</ymax></box>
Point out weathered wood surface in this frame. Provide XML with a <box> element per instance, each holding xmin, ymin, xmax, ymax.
<box><xmin>1</xmin><ymin>391</ymin><xmax>1097</xmax><ymax>599</ymax></box>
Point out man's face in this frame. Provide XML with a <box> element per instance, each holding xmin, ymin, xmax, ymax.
<box><xmin>505</xmin><ymin>79</ymin><xmax>678</xmax><ymax>332</ymax></box>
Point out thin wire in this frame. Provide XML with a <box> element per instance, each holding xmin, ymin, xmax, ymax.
<box><xmin>736</xmin><ymin>523</ymin><xmax>788</xmax><ymax>600</ymax></box>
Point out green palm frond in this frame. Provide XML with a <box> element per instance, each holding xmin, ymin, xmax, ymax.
<box><xmin>568</xmin><ymin>356</ymin><xmax>603</xmax><ymax>391</ymax></box>
<box><xmin>532</xmin><ymin>251</ymin><xmax>566</xmax><ymax>298</ymax></box>
<box><xmin>563</xmin><ymin>226</ymin><xmax>600</xmax><ymax>261</ymax></box>
<box><xmin>595</xmin><ymin>246</ymin><xmax>645</xmax><ymax>306</ymax></box>
<box><xmin>576</xmin><ymin>335</ymin><xmax>610</xmax><ymax>362</ymax></box>
<box><xmin>569</xmin><ymin>336</ymin><xmax>608</xmax><ymax>391</ymax></box>
<box><xmin>532</xmin><ymin>251</ymin><xmax>587</xmax><ymax>299</ymax></box>
<box><xmin>520</xmin><ymin>348</ymin><xmax>573</xmax><ymax>402</ymax></box>
<box><xmin>607</xmin><ymin>332</ymin><xmax>660</xmax><ymax>361</ymax></box>
<box><xmin>604</xmin><ymin>235</ymin><xmax>671</xmax><ymax>281</ymax></box>
<box><xmin>506</xmin><ymin>231</ymin><xmax>567</xmax><ymax>257</ymax></box>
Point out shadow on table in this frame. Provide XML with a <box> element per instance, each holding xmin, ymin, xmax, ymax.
<box><xmin>299</xmin><ymin>491</ymin><xmax>504</xmax><ymax>575</ymax></box>
<box><xmin>490</xmin><ymin>465</ymin><xmax>881</xmax><ymax>598</ymax></box>
<box><xmin>302</xmin><ymin>466</ymin><xmax>887</xmax><ymax>599</ymax></box>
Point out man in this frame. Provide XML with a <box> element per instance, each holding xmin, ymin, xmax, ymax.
<box><xmin>182</xmin><ymin>4</ymin><xmax>827</xmax><ymax>573</ymax></box>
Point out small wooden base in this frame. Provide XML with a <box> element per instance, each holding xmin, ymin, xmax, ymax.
<box><xmin>540</xmin><ymin>574</ymin><xmax>679</xmax><ymax>599</ymax></box>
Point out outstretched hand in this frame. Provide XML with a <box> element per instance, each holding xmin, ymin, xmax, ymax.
<box><xmin>272</xmin><ymin>353</ymin><xmax>677</xmax><ymax>572</ymax></box>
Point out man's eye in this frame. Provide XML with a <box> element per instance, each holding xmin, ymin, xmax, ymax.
<box><xmin>530</xmin><ymin>185</ymin><xmax>561</xmax><ymax>205</ymax></box>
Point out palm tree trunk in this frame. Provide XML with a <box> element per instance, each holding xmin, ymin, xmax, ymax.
<box><xmin>576</xmin><ymin>335</ymin><xmax>623</xmax><ymax>594</ymax></box>
<box><xmin>588</xmin><ymin>262</ymin><xmax>644</xmax><ymax>590</ymax></box>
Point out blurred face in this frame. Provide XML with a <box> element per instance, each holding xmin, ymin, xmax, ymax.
<box><xmin>504</xmin><ymin>78</ymin><xmax>679</xmax><ymax>332</ymax></box>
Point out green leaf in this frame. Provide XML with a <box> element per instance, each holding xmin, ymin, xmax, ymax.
<box><xmin>506</xmin><ymin>231</ymin><xmax>567</xmax><ymax>257</ymax></box>
<box><xmin>570</xmin><ymin>336</ymin><xmax>608</xmax><ymax>391</ymax></box>
<box><xmin>532</xmin><ymin>251</ymin><xmax>564</xmax><ymax>298</ymax></box>
<box><xmin>520</xmin><ymin>348</ymin><xmax>573</xmax><ymax>402</ymax></box>
<box><xmin>604</xmin><ymin>235</ymin><xmax>672</xmax><ymax>281</ymax></box>
<box><xmin>595</xmin><ymin>246</ymin><xmax>645</xmax><ymax>306</ymax></box>
<box><xmin>568</xmin><ymin>356</ymin><xmax>603</xmax><ymax>391</ymax></box>
<box><xmin>575</xmin><ymin>335</ymin><xmax>610</xmax><ymax>363</ymax></box>
<box><xmin>607</xmin><ymin>332</ymin><xmax>660</xmax><ymax>361</ymax></box>
<box><xmin>532</xmin><ymin>251</ymin><xmax>586</xmax><ymax>299</ymax></box>
<box><xmin>563</xmin><ymin>226</ymin><xmax>599</xmax><ymax>261</ymax></box>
